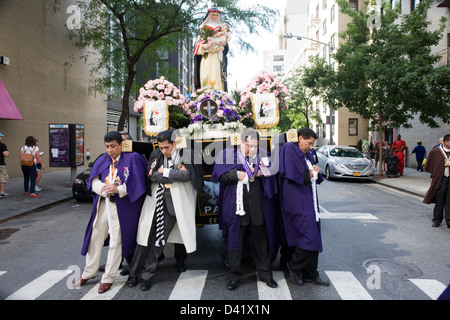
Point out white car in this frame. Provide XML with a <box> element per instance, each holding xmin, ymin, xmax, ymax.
<box><xmin>316</xmin><ymin>145</ymin><xmax>375</xmax><ymax>181</ymax></box>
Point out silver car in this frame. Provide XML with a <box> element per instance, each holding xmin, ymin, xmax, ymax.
<box><xmin>316</xmin><ymin>145</ymin><xmax>375</xmax><ymax>181</ymax></box>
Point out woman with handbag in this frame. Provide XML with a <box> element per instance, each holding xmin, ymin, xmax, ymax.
<box><xmin>20</xmin><ymin>136</ymin><xmax>44</xmax><ymax>198</ymax></box>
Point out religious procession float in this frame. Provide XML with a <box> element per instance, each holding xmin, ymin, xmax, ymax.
<box><xmin>128</xmin><ymin>8</ymin><xmax>296</xmax><ymax>226</ymax></box>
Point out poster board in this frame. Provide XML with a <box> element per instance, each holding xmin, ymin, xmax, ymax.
<box><xmin>49</xmin><ymin>124</ymin><xmax>84</xmax><ymax>167</ymax></box>
<box><xmin>251</xmin><ymin>93</ymin><xmax>280</xmax><ymax>129</ymax></box>
<box><xmin>143</xmin><ymin>100</ymin><xmax>169</xmax><ymax>136</ymax></box>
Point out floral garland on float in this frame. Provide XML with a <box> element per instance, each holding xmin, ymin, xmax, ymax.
<box><xmin>133</xmin><ymin>76</ymin><xmax>189</xmax><ymax>136</ymax></box>
<box><xmin>180</xmin><ymin>84</ymin><xmax>245</xmax><ymax>138</ymax></box>
<box><xmin>238</xmin><ymin>70</ymin><xmax>290</xmax><ymax>129</ymax></box>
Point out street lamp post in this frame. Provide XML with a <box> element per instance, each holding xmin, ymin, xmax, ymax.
<box><xmin>283</xmin><ymin>33</ymin><xmax>334</xmax><ymax>144</ymax></box>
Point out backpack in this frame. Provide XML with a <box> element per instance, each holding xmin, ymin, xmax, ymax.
<box><xmin>20</xmin><ymin>146</ymin><xmax>35</xmax><ymax>166</ymax></box>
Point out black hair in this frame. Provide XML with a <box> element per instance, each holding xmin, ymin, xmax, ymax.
<box><xmin>156</xmin><ymin>129</ymin><xmax>176</xmax><ymax>144</ymax></box>
<box><xmin>444</xmin><ymin>134</ymin><xmax>450</xmax><ymax>143</ymax></box>
<box><xmin>298</xmin><ymin>127</ymin><xmax>318</xmax><ymax>140</ymax></box>
<box><xmin>104</xmin><ymin>131</ymin><xmax>123</xmax><ymax>144</ymax></box>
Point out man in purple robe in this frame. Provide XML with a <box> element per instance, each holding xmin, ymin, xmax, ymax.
<box><xmin>278</xmin><ymin>128</ymin><xmax>329</xmax><ymax>287</ymax></box>
<box><xmin>211</xmin><ymin>128</ymin><xmax>278</xmax><ymax>290</ymax></box>
<box><xmin>73</xmin><ymin>131</ymin><xmax>147</xmax><ymax>294</ymax></box>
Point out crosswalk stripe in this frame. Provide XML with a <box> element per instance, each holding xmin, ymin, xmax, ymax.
<box><xmin>409</xmin><ymin>279</ymin><xmax>447</xmax><ymax>300</ymax></box>
<box><xmin>5</xmin><ymin>270</ymin><xmax>68</xmax><ymax>300</ymax></box>
<box><xmin>0</xmin><ymin>271</ymin><xmax>6</xmax><ymax>277</ymax></box>
<box><xmin>81</xmin><ymin>273</ymin><xmax>128</xmax><ymax>300</ymax></box>
<box><xmin>320</xmin><ymin>206</ymin><xmax>378</xmax><ymax>220</ymax></box>
<box><xmin>169</xmin><ymin>270</ymin><xmax>208</xmax><ymax>300</ymax></box>
<box><xmin>325</xmin><ymin>271</ymin><xmax>373</xmax><ymax>300</ymax></box>
<box><xmin>257</xmin><ymin>271</ymin><xmax>292</xmax><ymax>300</ymax></box>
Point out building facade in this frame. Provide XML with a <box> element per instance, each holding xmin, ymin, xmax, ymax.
<box><xmin>281</xmin><ymin>0</ymin><xmax>369</xmax><ymax>148</ymax></box>
<box><xmin>0</xmin><ymin>0</ymin><xmax>107</xmax><ymax>178</ymax></box>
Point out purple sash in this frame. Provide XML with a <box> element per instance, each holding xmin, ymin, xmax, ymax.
<box><xmin>237</xmin><ymin>150</ymin><xmax>259</xmax><ymax>182</ymax></box>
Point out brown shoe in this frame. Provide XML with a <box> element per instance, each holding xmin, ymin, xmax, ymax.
<box><xmin>98</xmin><ymin>282</ymin><xmax>112</xmax><ymax>294</ymax></box>
<box><xmin>73</xmin><ymin>277</ymin><xmax>89</xmax><ymax>287</ymax></box>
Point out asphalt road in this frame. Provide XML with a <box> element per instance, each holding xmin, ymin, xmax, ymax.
<box><xmin>0</xmin><ymin>178</ymin><xmax>449</xmax><ymax>303</ymax></box>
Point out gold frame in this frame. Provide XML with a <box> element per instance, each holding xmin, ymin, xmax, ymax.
<box><xmin>143</xmin><ymin>100</ymin><xmax>169</xmax><ymax>136</ymax></box>
<box><xmin>251</xmin><ymin>93</ymin><xmax>280</xmax><ymax>129</ymax></box>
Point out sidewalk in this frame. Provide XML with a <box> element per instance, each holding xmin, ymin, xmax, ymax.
<box><xmin>0</xmin><ymin>167</ymin><xmax>88</xmax><ymax>223</ymax></box>
<box><xmin>0</xmin><ymin>166</ymin><xmax>431</xmax><ymax>223</ymax></box>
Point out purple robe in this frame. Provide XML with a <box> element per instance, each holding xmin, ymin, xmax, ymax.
<box><xmin>278</xmin><ymin>142</ymin><xmax>323</xmax><ymax>252</ymax></box>
<box><xmin>211</xmin><ymin>148</ymin><xmax>277</xmax><ymax>252</ymax></box>
<box><xmin>81</xmin><ymin>152</ymin><xmax>147</xmax><ymax>258</ymax></box>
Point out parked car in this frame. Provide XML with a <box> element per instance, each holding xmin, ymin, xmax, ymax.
<box><xmin>316</xmin><ymin>145</ymin><xmax>375</xmax><ymax>181</ymax></box>
<box><xmin>72</xmin><ymin>161</ymin><xmax>95</xmax><ymax>202</ymax></box>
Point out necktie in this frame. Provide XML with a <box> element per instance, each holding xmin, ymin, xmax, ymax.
<box><xmin>106</xmin><ymin>158</ymin><xmax>117</xmax><ymax>184</ymax></box>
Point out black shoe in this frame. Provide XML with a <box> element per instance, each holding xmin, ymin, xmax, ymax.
<box><xmin>287</xmin><ymin>262</ymin><xmax>304</xmax><ymax>286</ymax></box>
<box><xmin>140</xmin><ymin>279</ymin><xmax>151</xmax><ymax>291</ymax></box>
<box><xmin>304</xmin><ymin>276</ymin><xmax>330</xmax><ymax>286</ymax></box>
<box><xmin>120</xmin><ymin>266</ymin><xmax>130</xmax><ymax>276</ymax></box>
<box><xmin>227</xmin><ymin>279</ymin><xmax>240</xmax><ymax>290</ymax></box>
<box><xmin>260</xmin><ymin>278</ymin><xmax>278</xmax><ymax>288</ymax></box>
<box><xmin>432</xmin><ymin>222</ymin><xmax>441</xmax><ymax>227</ymax></box>
<box><xmin>126</xmin><ymin>276</ymin><xmax>138</xmax><ymax>288</ymax></box>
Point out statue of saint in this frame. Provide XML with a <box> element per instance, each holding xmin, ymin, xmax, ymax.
<box><xmin>194</xmin><ymin>8</ymin><xmax>230</xmax><ymax>92</ymax></box>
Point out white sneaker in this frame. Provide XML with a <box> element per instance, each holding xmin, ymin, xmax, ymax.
<box><xmin>35</xmin><ymin>186</ymin><xmax>42</xmax><ymax>192</ymax></box>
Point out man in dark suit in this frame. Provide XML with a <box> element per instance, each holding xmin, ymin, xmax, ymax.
<box><xmin>126</xmin><ymin>130</ymin><xmax>203</xmax><ymax>291</ymax></box>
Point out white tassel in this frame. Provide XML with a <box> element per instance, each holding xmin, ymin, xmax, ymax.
<box><xmin>236</xmin><ymin>175</ymin><xmax>248</xmax><ymax>216</ymax></box>
<box><xmin>306</xmin><ymin>159</ymin><xmax>320</xmax><ymax>222</ymax></box>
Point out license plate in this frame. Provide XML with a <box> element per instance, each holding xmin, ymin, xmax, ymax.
<box><xmin>353</xmin><ymin>172</ymin><xmax>361</xmax><ymax>176</ymax></box>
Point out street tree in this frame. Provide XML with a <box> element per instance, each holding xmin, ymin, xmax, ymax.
<box><xmin>49</xmin><ymin>0</ymin><xmax>277</xmax><ymax>131</ymax></box>
<box><xmin>330</xmin><ymin>0</ymin><xmax>450</xmax><ymax>175</ymax></box>
<box><xmin>283</xmin><ymin>56</ymin><xmax>333</xmax><ymax>129</ymax></box>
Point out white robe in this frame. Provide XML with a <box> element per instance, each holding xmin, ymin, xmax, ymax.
<box><xmin>136</xmin><ymin>180</ymin><xmax>197</xmax><ymax>253</ymax></box>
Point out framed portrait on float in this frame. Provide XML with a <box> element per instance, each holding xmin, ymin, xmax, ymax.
<box><xmin>143</xmin><ymin>100</ymin><xmax>169</xmax><ymax>136</ymax></box>
<box><xmin>251</xmin><ymin>93</ymin><xmax>280</xmax><ymax>129</ymax></box>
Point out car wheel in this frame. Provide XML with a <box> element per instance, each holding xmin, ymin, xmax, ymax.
<box><xmin>325</xmin><ymin>165</ymin><xmax>332</xmax><ymax>180</ymax></box>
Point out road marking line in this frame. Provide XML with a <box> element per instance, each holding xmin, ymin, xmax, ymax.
<box><xmin>0</xmin><ymin>271</ymin><xmax>6</xmax><ymax>277</ymax></box>
<box><xmin>169</xmin><ymin>270</ymin><xmax>208</xmax><ymax>300</ymax></box>
<box><xmin>325</xmin><ymin>271</ymin><xmax>373</xmax><ymax>300</ymax></box>
<box><xmin>257</xmin><ymin>271</ymin><xmax>292</xmax><ymax>300</ymax></box>
<box><xmin>320</xmin><ymin>206</ymin><xmax>378</xmax><ymax>220</ymax></box>
<box><xmin>81</xmin><ymin>273</ymin><xmax>127</xmax><ymax>300</ymax></box>
<box><xmin>5</xmin><ymin>270</ymin><xmax>67</xmax><ymax>300</ymax></box>
<box><xmin>409</xmin><ymin>279</ymin><xmax>447</xmax><ymax>300</ymax></box>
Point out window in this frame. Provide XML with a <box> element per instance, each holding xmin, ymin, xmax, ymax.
<box><xmin>349</xmin><ymin>0</ymin><xmax>358</xmax><ymax>11</ymax></box>
<box><xmin>349</xmin><ymin>118</ymin><xmax>358</xmax><ymax>136</ymax></box>
<box><xmin>410</xmin><ymin>0</ymin><xmax>421</xmax><ymax>11</ymax></box>
<box><xmin>273</xmin><ymin>55</ymin><xmax>284</xmax><ymax>62</ymax></box>
<box><xmin>330</xmin><ymin>5</ymin><xmax>335</xmax><ymax>23</ymax></box>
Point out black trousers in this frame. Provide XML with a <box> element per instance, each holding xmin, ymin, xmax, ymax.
<box><xmin>433</xmin><ymin>176</ymin><xmax>450</xmax><ymax>226</ymax></box>
<box><xmin>288</xmin><ymin>247</ymin><xmax>319</xmax><ymax>280</ymax></box>
<box><xmin>128</xmin><ymin>201</ymin><xmax>187</xmax><ymax>281</ymax></box>
<box><xmin>228</xmin><ymin>223</ymin><xmax>272</xmax><ymax>281</ymax></box>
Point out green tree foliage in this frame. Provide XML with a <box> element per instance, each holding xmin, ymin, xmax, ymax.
<box><xmin>331</xmin><ymin>0</ymin><xmax>449</xmax><ymax>174</ymax></box>
<box><xmin>49</xmin><ymin>0</ymin><xmax>277</xmax><ymax>130</ymax></box>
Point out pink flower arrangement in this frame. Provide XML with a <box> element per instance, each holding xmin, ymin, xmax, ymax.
<box><xmin>134</xmin><ymin>76</ymin><xmax>185</xmax><ymax>113</ymax></box>
<box><xmin>239</xmin><ymin>70</ymin><xmax>290</xmax><ymax>111</ymax></box>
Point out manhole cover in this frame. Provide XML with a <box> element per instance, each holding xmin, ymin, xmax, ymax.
<box><xmin>363</xmin><ymin>258</ymin><xmax>423</xmax><ymax>278</ymax></box>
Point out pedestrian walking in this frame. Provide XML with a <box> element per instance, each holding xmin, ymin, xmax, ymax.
<box><xmin>127</xmin><ymin>130</ymin><xmax>204</xmax><ymax>291</ymax></box>
<box><xmin>211</xmin><ymin>128</ymin><xmax>278</xmax><ymax>291</ymax></box>
<box><xmin>411</xmin><ymin>141</ymin><xmax>427</xmax><ymax>172</ymax></box>
<box><xmin>423</xmin><ymin>134</ymin><xmax>450</xmax><ymax>228</ymax></box>
<box><xmin>278</xmin><ymin>128</ymin><xmax>329</xmax><ymax>287</ymax></box>
<box><xmin>392</xmin><ymin>135</ymin><xmax>406</xmax><ymax>175</ymax></box>
<box><xmin>34</xmin><ymin>139</ymin><xmax>44</xmax><ymax>191</ymax></box>
<box><xmin>73</xmin><ymin>131</ymin><xmax>147</xmax><ymax>294</ymax></box>
<box><xmin>20</xmin><ymin>136</ymin><xmax>44</xmax><ymax>198</ymax></box>
<box><xmin>0</xmin><ymin>133</ymin><xmax>10</xmax><ymax>198</ymax></box>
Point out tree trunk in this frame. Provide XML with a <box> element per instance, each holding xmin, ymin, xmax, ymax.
<box><xmin>378</xmin><ymin>112</ymin><xmax>384</xmax><ymax>176</ymax></box>
<box><xmin>118</xmin><ymin>68</ymin><xmax>137</xmax><ymax>131</ymax></box>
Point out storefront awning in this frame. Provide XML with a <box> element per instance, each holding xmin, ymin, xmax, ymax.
<box><xmin>0</xmin><ymin>77</ymin><xmax>23</xmax><ymax>120</ymax></box>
